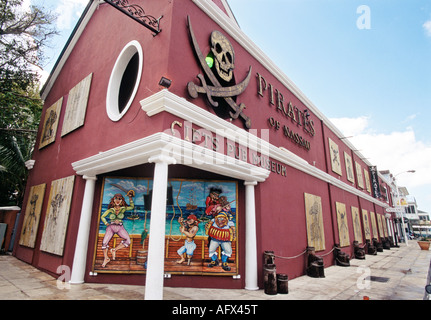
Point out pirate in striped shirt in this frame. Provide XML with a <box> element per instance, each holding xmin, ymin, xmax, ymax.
<box><xmin>206</xmin><ymin>212</ymin><xmax>236</xmax><ymax>271</ymax></box>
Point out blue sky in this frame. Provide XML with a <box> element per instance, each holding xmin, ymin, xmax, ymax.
<box><xmin>28</xmin><ymin>0</ymin><xmax>89</xmax><ymax>71</ymax></box>
<box><xmin>227</xmin><ymin>0</ymin><xmax>431</xmax><ymax>212</ymax></box>
<box><xmin>228</xmin><ymin>0</ymin><xmax>431</xmax><ymax>138</ymax></box>
<box><xmin>31</xmin><ymin>0</ymin><xmax>431</xmax><ymax>212</ymax></box>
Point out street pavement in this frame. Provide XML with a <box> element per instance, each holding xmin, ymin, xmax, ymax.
<box><xmin>0</xmin><ymin>241</ymin><xmax>430</xmax><ymax>301</ymax></box>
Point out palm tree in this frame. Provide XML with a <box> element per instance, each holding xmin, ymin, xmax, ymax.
<box><xmin>0</xmin><ymin>128</ymin><xmax>37</xmax><ymax>206</ymax></box>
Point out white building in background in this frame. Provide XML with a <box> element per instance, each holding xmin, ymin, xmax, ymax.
<box><xmin>379</xmin><ymin>170</ymin><xmax>396</xmax><ymax>205</ymax></box>
<box><xmin>379</xmin><ymin>170</ymin><xmax>424</xmax><ymax>240</ymax></box>
<box><xmin>414</xmin><ymin>209</ymin><xmax>431</xmax><ymax>238</ymax></box>
<box><xmin>418</xmin><ymin>210</ymin><xmax>431</xmax><ymax>222</ymax></box>
<box><xmin>396</xmin><ymin>187</ymin><xmax>431</xmax><ymax>238</ymax></box>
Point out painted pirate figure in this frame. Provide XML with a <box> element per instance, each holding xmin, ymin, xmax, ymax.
<box><xmin>206</xmin><ymin>211</ymin><xmax>236</xmax><ymax>271</ymax></box>
<box><xmin>205</xmin><ymin>187</ymin><xmax>222</xmax><ymax>217</ymax></box>
<box><xmin>176</xmin><ymin>214</ymin><xmax>200</xmax><ymax>265</ymax></box>
<box><xmin>100</xmin><ymin>190</ymin><xmax>135</xmax><ymax>267</ymax></box>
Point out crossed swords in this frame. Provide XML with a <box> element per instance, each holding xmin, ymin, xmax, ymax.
<box><xmin>187</xmin><ymin>16</ymin><xmax>252</xmax><ymax>129</ymax></box>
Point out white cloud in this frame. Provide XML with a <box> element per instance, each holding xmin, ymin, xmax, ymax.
<box><xmin>54</xmin><ymin>0</ymin><xmax>88</xmax><ymax>30</ymax></box>
<box><xmin>37</xmin><ymin>67</ymin><xmax>50</xmax><ymax>89</ymax></box>
<box><xmin>424</xmin><ymin>20</ymin><xmax>431</xmax><ymax>37</ymax></box>
<box><xmin>330</xmin><ymin>116</ymin><xmax>431</xmax><ymax>212</ymax></box>
<box><xmin>329</xmin><ymin>116</ymin><xmax>370</xmax><ymax>137</ymax></box>
<box><xmin>21</xmin><ymin>0</ymin><xmax>31</xmax><ymax>11</ymax></box>
<box><xmin>404</xmin><ymin>114</ymin><xmax>418</xmax><ymax>122</ymax></box>
<box><xmin>6</xmin><ymin>0</ymin><xmax>45</xmax><ymax>79</ymax></box>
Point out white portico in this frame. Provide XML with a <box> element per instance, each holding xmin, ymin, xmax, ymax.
<box><xmin>70</xmin><ymin>90</ymin><xmax>270</xmax><ymax>299</ymax></box>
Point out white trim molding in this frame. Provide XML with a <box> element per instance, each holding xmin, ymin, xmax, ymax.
<box><xmin>72</xmin><ymin>130</ymin><xmax>270</xmax><ymax>183</ymax></box>
<box><xmin>106</xmin><ymin>40</ymin><xmax>143</xmax><ymax>121</ymax></box>
<box><xmin>140</xmin><ymin>90</ymin><xmax>388</xmax><ymax>208</ymax></box>
<box><xmin>25</xmin><ymin>160</ymin><xmax>36</xmax><ymax>170</ymax></box>
<box><xmin>41</xmin><ymin>0</ymin><xmax>103</xmax><ymax>100</ymax></box>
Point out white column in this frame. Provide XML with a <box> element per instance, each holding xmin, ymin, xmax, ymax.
<box><xmin>145</xmin><ymin>155</ymin><xmax>176</xmax><ymax>300</ymax></box>
<box><xmin>244</xmin><ymin>181</ymin><xmax>259</xmax><ymax>291</ymax></box>
<box><xmin>70</xmin><ymin>175</ymin><xmax>97</xmax><ymax>284</ymax></box>
<box><xmin>401</xmin><ymin>213</ymin><xmax>409</xmax><ymax>246</ymax></box>
<box><xmin>390</xmin><ymin>219</ymin><xmax>396</xmax><ymax>241</ymax></box>
<box><xmin>385</xmin><ymin>214</ymin><xmax>394</xmax><ymax>242</ymax></box>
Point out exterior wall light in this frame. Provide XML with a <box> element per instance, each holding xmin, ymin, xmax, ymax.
<box><xmin>159</xmin><ymin>77</ymin><xmax>172</xmax><ymax>89</ymax></box>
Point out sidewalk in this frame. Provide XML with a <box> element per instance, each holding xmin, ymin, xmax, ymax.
<box><xmin>0</xmin><ymin>242</ymin><xmax>430</xmax><ymax>300</ymax></box>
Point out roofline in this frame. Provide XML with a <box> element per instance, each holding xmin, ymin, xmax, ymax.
<box><xmin>222</xmin><ymin>0</ymin><xmax>240</xmax><ymax>28</ymax></box>
<box><xmin>40</xmin><ymin>0</ymin><xmax>374</xmax><ymax>171</ymax></box>
<box><xmin>40</xmin><ymin>0</ymin><xmax>241</xmax><ymax>101</ymax></box>
<box><xmin>40</xmin><ymin>0</ymin><xmax>98</xmax><ymax>100</ymax></box>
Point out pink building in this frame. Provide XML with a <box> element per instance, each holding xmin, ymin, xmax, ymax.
<box><xmin>14</xmin><ymin>0</ymin><xmax>397</xmax><ymax>299</ymax></box>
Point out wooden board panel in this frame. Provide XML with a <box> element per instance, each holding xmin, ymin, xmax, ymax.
<box><xmin>304</xmin><ymin>193</ymin><xmax>325</xmax><ymax>251</ymax></box>
<box><xmin>40</xmin><ymin>176</ymin><xmax>75</xmax><ymax>255</ymax></box>
<box><xmin>19</xmin><ymin>184</ymin><xmax>46</xmax><ymax>248</ymax></box>
<box><xmin>39</xmin><ymin>98</ymin><xmax>62</xmax><ymax>149</ymax></box>
<box><xmin>61</xmin><ymin>74</ymin><xmax>92</xmax><ymax>136</ymax></box>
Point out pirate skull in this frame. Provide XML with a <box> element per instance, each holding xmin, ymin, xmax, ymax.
<box><xmin>211</xmin><ymin>31</ymin><xmax>235</xmax><ymax>82</ymax></box>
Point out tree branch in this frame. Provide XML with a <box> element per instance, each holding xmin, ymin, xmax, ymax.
<box><xmin>0</xmin><ymin>128</ymin><xmax>37</xmax><ymax>134</ymax></box>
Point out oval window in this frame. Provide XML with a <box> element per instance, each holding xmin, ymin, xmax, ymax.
<box><xmin>106</xmin><ymin>41</ymin><xmax>143</xmax><ymax>121</ymax></box>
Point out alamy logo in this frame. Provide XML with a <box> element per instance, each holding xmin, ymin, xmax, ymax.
<box><xmin>56</xmin><ymin>265</ymin><xmax>71</xmax><ymax>290</ymax></box>
<box><xmin>357</xmin><ymin>5</ymin><xmax>371</xmax><ymax>30</ymax></box>
<box><xmin>356</xmin><ymin>266</ymin><xmax>371</xmax><ymax>290</ymax></box>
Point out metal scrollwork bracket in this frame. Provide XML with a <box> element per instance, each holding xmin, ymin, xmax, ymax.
<box><xmin>104</xmin><ymin>0</ymin><xmax>163</xmax><ymax>36</ymax></box>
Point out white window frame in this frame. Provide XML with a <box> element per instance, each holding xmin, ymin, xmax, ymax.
<box><xmin>106</xmin><ymin>40</ymin><xmax>143</xmax><ymax>121</ymax></box>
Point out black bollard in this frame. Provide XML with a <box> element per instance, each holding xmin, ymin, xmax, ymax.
<box><xmin>277</xmin><ymin>274</ymin><xmax>289</xmax><ymax>294</ymax></box>
<box><xmin>263</xmin><ymin>264</ymin><xmax>277</xmax><ymax>295</ymax></box>
<box><xmin>264</xmin><ymin>251</ymin><xmax>275</xmax><ymax>265</ymax></box>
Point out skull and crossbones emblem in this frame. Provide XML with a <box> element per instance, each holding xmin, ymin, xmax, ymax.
<box><xmin>211</xmin><ymin>30</ymin><xmax>235</xmax><ymax>82</ymax></box>
<box><xmin>187</xmin><ymin>16</ymin><xmax>252</xmax><ymax>129</ymax></box>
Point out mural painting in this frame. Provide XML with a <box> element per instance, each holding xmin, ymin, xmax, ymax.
<box><xmin>370</xmin><ymin>211</ymin><xmax>379</xmax><ymax>239</ymax></box>
<box><xmin>61</xmin><ymin>73</ymin><xmax>92</xmax><ymax>137</ymax></box>
<box><xmin>19</xmin><ymin>184</ymin><xmax>46</xmax><ymax>248</ymax></box>
<box><xmin>335</xmin><ymin>202</ymin><xmax>350</xmax><ymax>247</ymax></box>
<box><xmin>344</xmin><ymin>152</ymin><xmax>355</xmax><ymax>183</ymax></box>
<box><xmin>351</xmin><ymin>206</ymin><xmax>363</xmax><ymax>243</ymax></box>
<box><xmin>376</xmin><ymin>213</ymin><xmax>385</xmax><ymax>238</ymax></box>
<box><xmin>362</xmin><ymin>209</ymin><xmax>372</xmax><ymax>241</ymax></box>
<box><xmin>382</xmin><ymin>216</ymin><xmax>389</xmax><ymax>237</ymax></box>
<box><xmin>39</xmin><ymin>98</ymin><xmax>62</xmax><ymax>149</ymax></box>
<box><xmin>329</xmin><ymin>138</ymin><xmax>342</xmax><ymax>176</ymax></box>
<box><xmin>40</xmin><ymin>175</ymin><xmax>75</xmax><ymax>255</ymax></box>
<box><xmin>364</xmin><ymin>169</ymin><xmax>371</xmax><ymax>194</ymax></box>
<box><xmin>304</xmin><ymin>193</ymin><xmax>325</xmax><ymax>251</ymax></box>
<box><xmin>93</xmin><ymin>177</ymin><xmax>238</xmax><ymax>276</ymax></box>
<box><xmin>356</xmin><ymin>162</ymin><xmax>364</xmax><ymax>189</ymax></box>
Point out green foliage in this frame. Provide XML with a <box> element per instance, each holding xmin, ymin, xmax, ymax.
<box><xmin>0</xmin><ymin>85</ymin><xmax>41</xmax><ymax>205</ymax></box>
<box><xmin>0</xmin><ymin>0</ymin><xmax>57</xmax><ymax>206</ymax></box>
<box><xmin>0</xmin><ymin>0</ymin><xmax>57</xmax><ymax>92</ymax></box>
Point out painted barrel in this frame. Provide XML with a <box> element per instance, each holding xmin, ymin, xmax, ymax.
<box><xmin>136</xmin><ymin>250</ymin><xmax>147</xmax><ymax>265</ymax></box>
